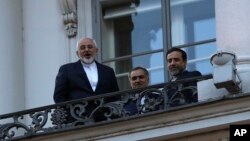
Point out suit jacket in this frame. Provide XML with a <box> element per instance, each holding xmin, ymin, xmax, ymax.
<box><xmin>124</xmin><ymin>91</ymin><xmax>162</xmax><ymax>115</ymax></box>
<box><xmin>167</xmin><ymin>70</ymin><xmax>202</xmax><ymax>106</ymax></box>
<box><xmin>53</xmin><ymin>60</ymin><xmax>119</xmax><ymax>103</ymax></box>
<box><xmin>174</xmin><ymin>70</ymin><xmax>202</xmax><ymax>81</ymax></box>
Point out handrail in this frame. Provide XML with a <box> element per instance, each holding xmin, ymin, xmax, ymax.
<box><xmin>0</xmin><ymin>74</ymin><xmax>212</xmax><ymax>140</ymax></box>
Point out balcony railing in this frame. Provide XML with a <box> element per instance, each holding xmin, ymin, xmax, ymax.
<box><xmin>0</xmin><ymin>75</ymin><xmax>212</xmax><ymax>140</ymax></box>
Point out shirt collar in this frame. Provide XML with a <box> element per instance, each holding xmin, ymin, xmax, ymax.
<box><xmin>81</xmin><ymin>61</ymin><xmax>96</xmax><ymax>68</ymax></box>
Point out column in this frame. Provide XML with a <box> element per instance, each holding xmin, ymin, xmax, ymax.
<box><xmin>75</xmin><ymin>0</ymin><xmax>94</xmax><ymax>60</ymax></box>
<box><xmin>0</xmin><ymin>0</ymin><xmax>25</xmax><ymax>114</ymax></box>
<box><xmin>23</xmin><ymin>0</ymin><xmax>69</xmax><ymax>109</ymax></box>
<box><xmin>216</xmin><ymin>0</ymin><xmax>250</xmax><ymax>93</ymax></box>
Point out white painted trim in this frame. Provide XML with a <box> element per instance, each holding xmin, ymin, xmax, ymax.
<box><xmin>77</xmin><ymin>0</ymin><xmax>93</xmax><ymax>38</ymax></box>
<box><xmin>237</xmin><ymin>55</ymin><xmax>250</xmax><ymax>64</ymax></box>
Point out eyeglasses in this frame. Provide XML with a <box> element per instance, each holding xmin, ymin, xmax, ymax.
<box><xmin>131</xmin><ymin>75</ymin><xmax>145</xmax><ymax>81</ymax></box>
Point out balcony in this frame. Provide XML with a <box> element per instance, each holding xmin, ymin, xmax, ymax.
<box><xmin>1</xmin><ymin>74</ymin><xmax>250</xmax><ymax>141</ymax></box>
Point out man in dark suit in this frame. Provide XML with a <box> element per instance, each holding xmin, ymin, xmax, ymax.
<box><xmin>124</xmin><ymin>67</ymin><xmax>149</xmax><ymax>115</ymax></box>
<box><xmin>54</xmin><ymin>37</ymin><xmax>119</xmax><ymax>103</ymax></box>
<box><xmin>166</xmin><ymin>48</ymin><xmax>202</xmax><ymax>106</ymax></box>
<box><xmin>125</xmin><ymin>67</ymin><xmax>162</xmax><ymax>115</ymax></box>
<box><xmin>53</xmin><ymin>38</ymin><xmax>119</xmax><ymax>122</ymax></box>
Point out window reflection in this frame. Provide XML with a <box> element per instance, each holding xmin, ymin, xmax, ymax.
<box><xmin>104</xmin><ymin>52</ymin><xmax>164</xmax><ymax>90</ymax></box>
<box><xmin>99</xmin><ymin>0</ymin><xmax>216</xmax><ymax>90</ymax></box>
<box><xmin>102</xmin><ymin>0</ymin><xmax>163</xmax><ymax>60</ymax></box>
<box><xmin>170</xmin><ymin>0</ymin><xmax>216</xmax><ymax>75</ymax></box>
<box><xmin>101</xmin><ymin>0</ymin><xmax>163</xmax><ymax>90</ymax></box>
<box><xmin>170</xmin><ymin>0</ymin><xmax>215</xmax><ymax>46</ymax></box>
<box><xmin>184</xmin><ymin>42</ymin><xmax>216</xmax><ymax>75</ymax></box>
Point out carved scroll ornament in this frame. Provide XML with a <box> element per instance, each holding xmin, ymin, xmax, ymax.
<box><xmin>60</xmin><ymin>0</ymin><xmax>77</xmax><ymax>38</ymax></box>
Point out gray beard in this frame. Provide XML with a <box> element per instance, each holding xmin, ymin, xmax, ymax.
<box><xmin>81</xmin><ymin>57</ymin><xmax>94</xmax><ymax>64</ymax></box>
<box><xmin>170</xmin><ymin>68</ymin><xmax>181</xmax><ymax>76</ymax></box>
<box><xmin>171</xmin><ymin>68</ymin><xmax>185</xmax><ymax>77</ymax></box>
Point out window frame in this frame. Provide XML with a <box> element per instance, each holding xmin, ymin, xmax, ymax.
<box><xmin>93</xmin><ymin>0</ymin><xmax>216</xmax><ymax>90</ymax></box>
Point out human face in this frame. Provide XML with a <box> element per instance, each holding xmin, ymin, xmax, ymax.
<box><xmin>129</xmin><ymin>69</ymin><xmax>149</xmax><ymax>89</ymax></box>
<box><xmin>167</xmin><ymin>51</ymin><xmax>187</xmax><ymax>76</ymax></box>
<box><xmin>76</xmin><ymin>38</ymin><xmax>98</xmax><ymax>64</ymax></box>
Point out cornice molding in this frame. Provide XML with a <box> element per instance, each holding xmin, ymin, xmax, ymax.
<box><xmin>60</xmin><ymin>0</ymin><xmax>77</xmax><ymax>38</ymax></box>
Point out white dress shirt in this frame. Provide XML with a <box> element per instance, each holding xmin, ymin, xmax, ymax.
<box><xmin>82</xmin><ymin>61</ymin><xmax>98</xmax><ymax>91</ymax></box>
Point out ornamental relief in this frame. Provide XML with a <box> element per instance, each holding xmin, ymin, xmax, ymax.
<box><xmin>60</xmin><ymin>0</ymin><xmax>77</xmax><ymax>38</ymax></box>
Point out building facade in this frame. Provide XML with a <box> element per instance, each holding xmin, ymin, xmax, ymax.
<box><xmin>0</xmin><ymin>0</ymin><xmax>250</xmax><ymax>140</ymax></box>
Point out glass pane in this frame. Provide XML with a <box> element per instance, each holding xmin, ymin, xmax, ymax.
<box><xmin>132</xmin><ymin>52</ymin><xmax>164</xmax><ymax>85</ymax></box>
<box><xmin>101</xmin><ymin>0</ymin><xmax>163</xmax><ymax>60</ymax></box>
<box><xmin>182</xmin><ymin>42</ymin><xmax>217</xmax><ymax>75</ymax></box>
<box><xmin>104</xmin><ymin>52</ymin><xmax>164</xmax><ymax>90</ymax></box>
<box><xmin>170</xmin><ymin>0</ymin><xmax>215</xmax><ymax>46</ymax></box>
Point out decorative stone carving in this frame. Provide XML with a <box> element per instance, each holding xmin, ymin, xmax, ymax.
<box><xmin>60</xmin><ymin>0</ymin><xmax>77</xmax><ymax>38</ymax></box>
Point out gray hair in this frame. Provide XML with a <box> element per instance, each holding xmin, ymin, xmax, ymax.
<box><xmin>76</xmin><ymin>37</ymin><xmax>97</xmax><ymax>51</ymax></box>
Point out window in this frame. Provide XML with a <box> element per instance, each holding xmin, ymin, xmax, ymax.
<box><xmin>95</xmin><ymin>0</ymin><xmax>216</xmax><ymax>90</ymax></box>
<box><xmin>170</xmin><ymin>0</ymin><xmax>216</xmax><ymax>74</ymax></box>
